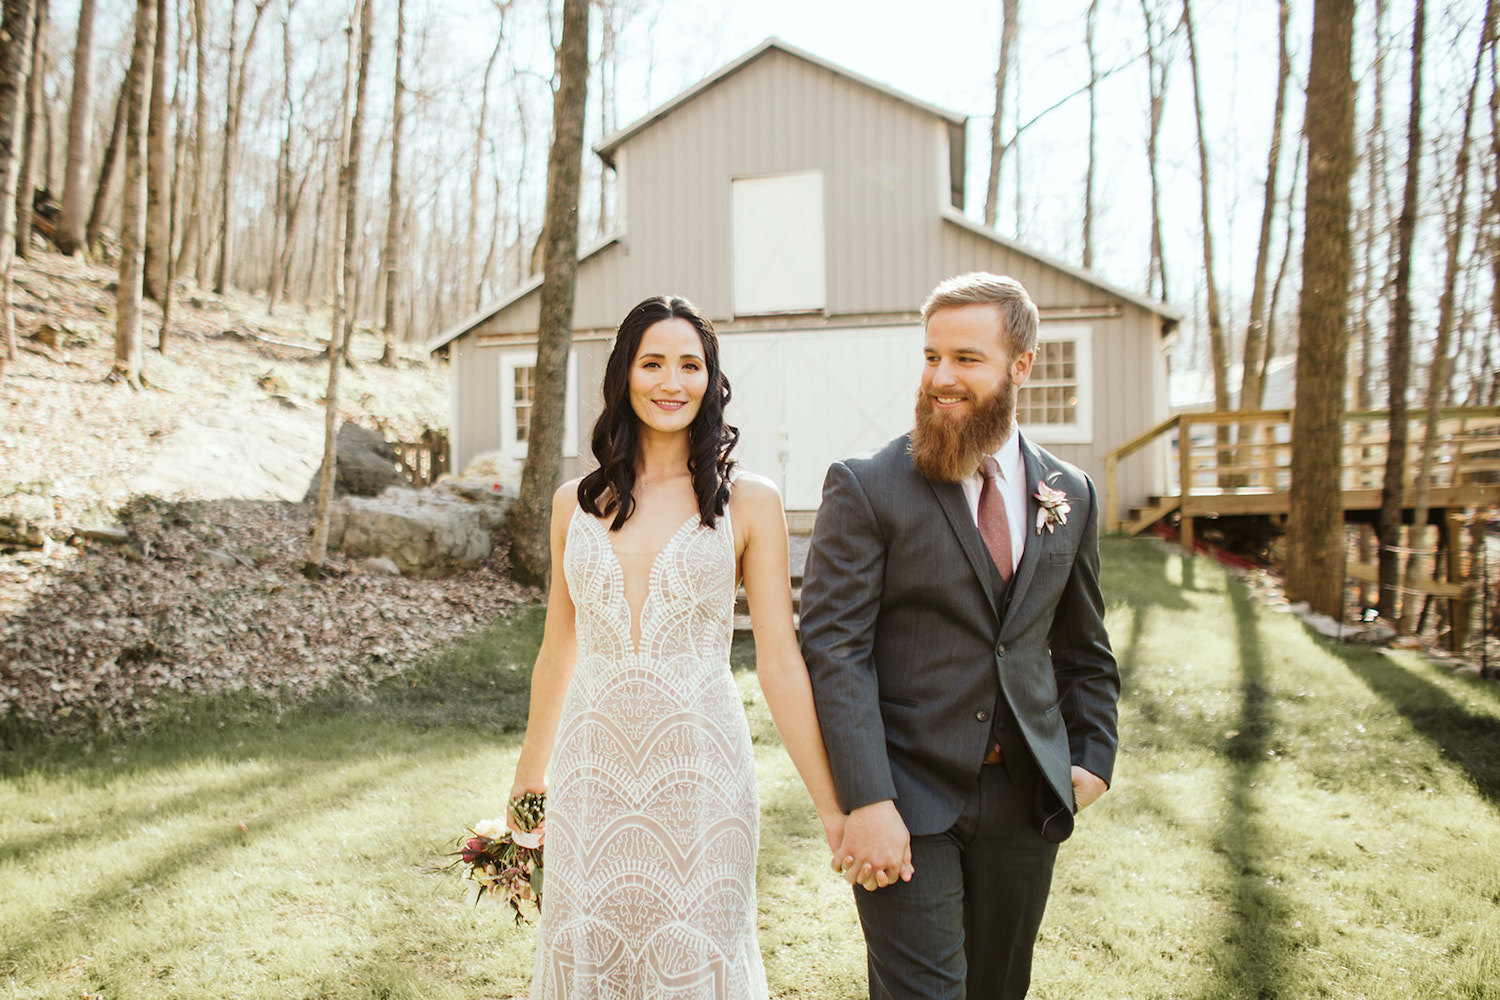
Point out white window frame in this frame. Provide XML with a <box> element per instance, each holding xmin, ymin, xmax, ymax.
<box><xmin>731</xmin><ymin>171</ymin><xmax>827</xmax><ymax>316</ymax></box>
<box><xmin>1018</xmin><ymin>323</ymin><xmax>1093</xmax><ymax>445</ymax></box>
<box><xmin>499</xmin><ymin>348</ymin><xmax>579</xmax><ymax>458</ymax></box>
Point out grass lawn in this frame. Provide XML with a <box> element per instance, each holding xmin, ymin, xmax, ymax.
<box><xmin>3</xmin><ymin>536</ymin><xmax>1499</xmax><ymax>998</ymax></box>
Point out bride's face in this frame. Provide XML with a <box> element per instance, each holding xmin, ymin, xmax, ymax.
<box><xmin>628</xmin><ymin>318</ymin><xmax>709</xmax><ymax>435</ymax></box>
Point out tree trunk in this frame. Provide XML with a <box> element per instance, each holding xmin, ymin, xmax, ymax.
<box><xmin>55</xmin><ymin>0</ymin><xmax>93</xmax><ymax>256</ymax></box>
<box><xmin>267</xmin><ymin>0</ymin><xmax>302</xmax><ymax>315</ymax></box>
<box><xmin>1139</xmin><ymin>0</ymin><xmax>1170</xmax><ymax>300</ymax></box>
<box><xmin>84</xmin><ymin>80</ymin><xmax>126</xmax><ymax>255</ymax></box>
<box><xmin>1377</xmin><ymin>0</ymin><xmax>1424</xmax><ymax>623</ymax></box>
<box><xmin>111</xmin><ymin>0</ymin><xmax>156</xmax><ymax>390</ymax></box>
<box><xmin>13</xmin><ymin>0</ymin><xmax>45</xmax><ymax>259</ymax></box>
<box><xmin>0</xmin><ymin>0</ymin><xmax>34</xmax><ymax>365</ymax></box>
<box><xmin>1401</xmin><ymin>0</ymin><xmax>1495</xmax><ymax>634</ymax></box>
<box><xmin>212</xmin><ymin>0</ymin><xmax>270</xmax><ymax>296</ymax></box>
<box><xmin>983</xmin><ymin>0</ymin><xmax>1019</xmax><ymax>229</ymax></box>
<box><xmin>469</xmin><ymin>24</ymin><xmax>503</xmax><ymax>312</ymax></box>
<box><xmin>1081</xmin><ymin>0</ymin><xmax>1098</xmax><ymax>270</ymax></box>
<box><xmin>307</xmin><ymin>0</ymin><xmax>372</xmax><ymax>578</ymax></box>
<box><xmin>1239</xmin><ymin>0</ymin><xmax>1291</xmax><ymax>412</ymax></box>
<box><xmin>1285</xmin><ymin>0</ymin><xmax>1356</xmax><ymax>618</ymax></box>
<box><xmin>506</xmin><ymin>0</ymin><xmax>589</xmax><ymax>586</ymax></box>
<box><xmin>379</xmin><ymin>0</ymin><xmax>405</xmax><ymax>366</ymax></box>
<box><xmin>142</xmin><ymin>0</ymin><xmax>169</xmax><ymax>301</ymax></box>
<box><xmin>1183</xmin><ymin>0</ymin><xmax>1228</xmax><ymax>415</ymax></box>
<box><xmin>174</xmin><ymin>0</ymin><xmax>206</xmax><ymax>281</ymax></box>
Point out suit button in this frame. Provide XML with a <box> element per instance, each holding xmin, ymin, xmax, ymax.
<box><xmin>995</xmin><ymin>643</ymin><xmax>1006</xmax><ymax>656</ymax></box>
<box><xmin>975</xmin><ymin>710</ymin><xmax>990</xmax><ymax>722</ymax></box>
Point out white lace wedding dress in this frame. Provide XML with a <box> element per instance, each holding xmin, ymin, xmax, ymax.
<box><xmin>528</xmin><ymin>505</ymin><xmax>765</xmax><ymax>1000</ymax></box>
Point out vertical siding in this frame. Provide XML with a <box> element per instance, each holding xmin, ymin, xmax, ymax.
<box><xmin>453</xmin><ymin>335</ymin><xmax>503</xmax><ymax>474</ymax></box>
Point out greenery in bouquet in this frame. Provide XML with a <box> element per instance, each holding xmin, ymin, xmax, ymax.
<box><xmin>438</xmin><ymin>791</ymin><xmax>546</xmax><ymax>923</ymax></box>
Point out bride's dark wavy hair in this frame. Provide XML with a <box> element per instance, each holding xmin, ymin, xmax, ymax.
<box><xmin>577</xmin><ymin>295</ymin><xmax>738</xmax><ymax>530</ymax></box>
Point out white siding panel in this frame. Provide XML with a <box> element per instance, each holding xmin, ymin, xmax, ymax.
<box><xmin>731</xmin><ymin>172</ymin><xmax>827</xmax><ymax>315</ymax></box>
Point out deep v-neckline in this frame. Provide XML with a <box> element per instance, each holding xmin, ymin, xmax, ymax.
<box><xmin>580</xmin><ymin>509</ymin><xmax>703</xmax><ymax>654</ymax></box>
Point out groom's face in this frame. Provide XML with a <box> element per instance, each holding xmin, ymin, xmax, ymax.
<box><xmin>910</xmin><ymin>303</ymin><xmax>1035</xmax><ymax>482</ymax></box>
<box><xmin>920</xmin><ymin>303</ymin><xmax>1033</xmax><ymax>425</ymax></box>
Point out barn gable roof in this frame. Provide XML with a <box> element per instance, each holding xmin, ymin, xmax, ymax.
<box><xmin>426</xmin><ymin>39</ymin><xmax>1181</xmax><ymax>354</ymax></box>
<box><xmin>594</xmin><ymin>37</ymin><xmax>968</xmax><ymax>170</ymax></box>
<box><xmin>941</xmin><ymin>210</ymin><xmax>1184</xmax><ymax>323</ymax></box>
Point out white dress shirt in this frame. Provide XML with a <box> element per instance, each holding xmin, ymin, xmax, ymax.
<box><xmin>960</xmin><ymin>431</ymin><xmax>1027</xmax><ymax>578</ymax></box>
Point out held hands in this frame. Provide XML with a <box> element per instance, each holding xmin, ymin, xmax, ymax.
<box><xmin>829</xmin><ymin>799</ymin><xmax>913</xmax><ymax>891</ymax></box>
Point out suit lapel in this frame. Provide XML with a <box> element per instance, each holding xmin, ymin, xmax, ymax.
<box><xmin>928</xmin><ymin>478</ymin><xmax>1003</xmax><ymax>615</ymax></box>
<box><xmin>1002</xmin><ymin>436</ymin><xmax>1052</xmax><ymax>633</ymax></box>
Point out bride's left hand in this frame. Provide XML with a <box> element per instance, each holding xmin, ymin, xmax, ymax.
<box><xmin>820</xmin><ymin>811</ymin><xmax>847</xmax><ymax>854</ymax></box>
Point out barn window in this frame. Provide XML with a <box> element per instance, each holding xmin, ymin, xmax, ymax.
<box><xmin>731</xmin><ymin>171</ymin><xmax>827</xmax><ymax>316</ymax></box>
<box><xmin>1017</xmin><ymin>325</ymin><xmax>1092</xmax><ymax>444</ymax></box>
<box><xmin>500</xmin><ymin>349</ymin><xmax>579</xmax><ymax>457</ymax></box>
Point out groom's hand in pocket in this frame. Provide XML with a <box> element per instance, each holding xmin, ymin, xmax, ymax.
<box><xmin>832</xmin><ymin>799</ymin><xmax>913</xmax><ymax>891</ymax></box>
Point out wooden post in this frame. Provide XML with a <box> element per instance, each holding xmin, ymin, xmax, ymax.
<box><xmin>1104</xmin><ymin>453</ymin><xmax>1119</xmax><ymax>533</ymax></box>
<box><xmin>1179</xmin><ymin>416</ymin><xmax>1194</xmax><ymax>553</ymax></box>
<box><xmin>1446</xmin><ymin>509</ymin><xmax>1467</xmax><ymax>651</ymax></box>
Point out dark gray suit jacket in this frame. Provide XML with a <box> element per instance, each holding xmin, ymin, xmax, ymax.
<box><xmin>800</xmin><ymin>432</ymin><xmax>1119</xmax><ymax>843</ymax></box>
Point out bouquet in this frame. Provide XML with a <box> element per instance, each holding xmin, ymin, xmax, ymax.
<box><xmin>438</xmin><ymin>791</ymin><xmax>546</xmax><ymax>923</ymax></box>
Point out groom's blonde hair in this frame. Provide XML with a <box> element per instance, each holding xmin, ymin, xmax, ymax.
<box><xmin>921</xmin><ymin>273</ymin><xmax>1039</xmax><ymax>359</ymax></box>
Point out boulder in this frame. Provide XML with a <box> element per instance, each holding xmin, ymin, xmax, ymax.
<box><xmin>303</xmin><ymin>421</ymin><xmax>404</xmax><ymax>501</ymax></box>
<box><xmin>329</xmin><ymin>486</ymin><xmax>505</xmax><ymax>577</ymax></box>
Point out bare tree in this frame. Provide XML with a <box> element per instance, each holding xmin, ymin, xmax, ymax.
<box><xmin>307</xmin><ymin>0</ymin><xmax>372</xmax><ymax>578</ymax></box>
<box><xmin>55</xmin><ymin>0</ymin><xmax>94</xmax><ymax>256</ymax></box>
<box><xmin>1285</xmin><ymin>0</ymin><xmax>1357</xmax><ymax>617</ymax></box>
<box><xmin>111</xmin><ymin>0</ymin><xmax>157</xmax><ymax>389</ymax></box>
<box><xmin>506</xmin><ymin>0</ymin><xmax>590</xmax><ymax>586</ymax></box>
<box><xmin>1182</xmin><ymin>0</ymin><xmax>1229</xmax><ymax>415</ymax></box>
<box><xmin>0</xmin><ymin>0</ymin><xmax>34</xmax><ymax>365</ymax></box>
<box><xmin>1139</xmin><ymin>0</ymin><xmax>1172</xmax><ymax>300</ymax></box>
<box><xmin>174</xmin><ymin>0</ymin><xmax>206</xmax><ymax>281</ymax></box>
<box><xmin>1239</xmin><ymin>0</ymin><xmax>1292</xmax><ymax>412</ymax></box>
<box><xmin>378</xmin><ymin>0</ymin><xmax>405</xmax><ymax>366</ymax></box>
<box><xmin>142</xmin><ymin>0</ymin><xmax>169</xmax><ymax>301</ymax></box>
<box><xmin>1082</xmin><ymin>0</ymin><xmax>1099</xmax><ymax>270</ymax></box>
<box><xmin>1376</xmin><ymin>0</ymin><xmax>1425</xmax><ymax>623</ymax></box>
<box><xmin>469</xmin><ymin>8</ymin><xmax>505</xmax><ymax>312</ymax></box>
<box><xmin>14</xmin><ymin>0</ymin><xmax>46</xmax><ymax>258</ymax></box>
<box><xmin>84</xmin><ymin>80</ymin><xmax>126</xmax><ymax>254</ymax></box>
<box><xmin>267</xmin><ymin>0</ymin><xmax>305</xmax><ymax>314</ymax></box>
<box><xmin>983</xmin><ymin>0</ymin><xmax>1019</xmax><ymax>228</ymax></box>
<box><xmin>1402</xmin><ymin>0</ymin><xmax>1496</xmax><ymax>628</ymax></box>
<box><xmin>212</xmin><ymin>0</ymin><xmax>271</xmax><ymax>295</ymax></box>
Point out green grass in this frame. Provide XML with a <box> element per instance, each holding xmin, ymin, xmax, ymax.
<box><xmin>3</xmin><ymin>538</ymin><xmax>1499</xmax><ymax>998</ymax></box>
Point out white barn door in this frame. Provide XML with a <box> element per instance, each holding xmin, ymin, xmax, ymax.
<box><xmin>721</xmin><ymin>326</ymin><xmax>922</xmax><ymax>511</ymax></box>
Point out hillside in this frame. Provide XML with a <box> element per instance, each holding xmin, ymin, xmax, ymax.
<box><xmin>0</xmin><ymin>250</ymin><xmax>535</xmax><ymax>741</ymax></box>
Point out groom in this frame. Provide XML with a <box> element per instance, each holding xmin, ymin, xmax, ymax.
<box><xmin>800</xmin><ymin>272</ymin><xmax>1119</xmax><ymax>999</ymax></box>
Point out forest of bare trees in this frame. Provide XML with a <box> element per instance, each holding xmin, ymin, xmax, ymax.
<box><xmin>0</xmin><ymin>0</ymin><xmax>1496</xmax><ymax>610</ymax></box>
<box><xmin>0</xmin><ymin>0</ymin><xmax>1489</xmax><ymax>393</ymax></box>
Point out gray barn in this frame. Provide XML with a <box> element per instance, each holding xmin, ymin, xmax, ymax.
<box><xmin>426</xmin><ymin>38</ymin><xmax>1182</xmax><ymax>516</ymax></box>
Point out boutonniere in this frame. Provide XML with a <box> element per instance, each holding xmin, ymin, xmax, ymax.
<box><xmin>1033</xmin><ymin>472</ymin><xmax>1072</xmax><ymax>534</ymax></box>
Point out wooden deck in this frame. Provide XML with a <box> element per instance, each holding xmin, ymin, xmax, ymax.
<box><xmin>1104</xmin><ymin>406</ymin><xmax>1500</xmax><ymax>544</ymax></box>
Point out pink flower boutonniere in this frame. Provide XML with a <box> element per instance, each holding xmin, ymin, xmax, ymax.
<box><xmin>1033</xmin><ymin>473</ymin><xmax>1072</xmax><ymax>534</ymax></box>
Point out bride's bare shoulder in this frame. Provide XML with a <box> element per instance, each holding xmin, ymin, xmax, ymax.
<box><xmin>728</xmin><ymin>470</ymin><xmax>784</xmax><ymax>516</ymax></box>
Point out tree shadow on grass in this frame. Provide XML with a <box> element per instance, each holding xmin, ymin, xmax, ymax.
<box><xmin>0</xmin><ymin>730</ymin><xmax>502</xmax><ymax>970</ymax></box>
<box><xmin>1317</xmin><ymin>636</ymin><xmax>1500</xmax><ymax>809</ymax></box>
<box><xmin>1202</xmin><ymin>581</ymin><xmax>1300</xmax><ymax>999</ymax></box>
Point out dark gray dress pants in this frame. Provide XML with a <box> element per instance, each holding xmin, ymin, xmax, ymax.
<box><xmin>852</xmin><ymin>763</ymin><xmax>1060</xmax><ymax>1000</ymax></box>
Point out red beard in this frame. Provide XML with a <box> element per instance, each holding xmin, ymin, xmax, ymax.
<box><xmin>909</xmin><ymin>376</ymin><xmax>1016</xmax><ymax>483</ymax></box>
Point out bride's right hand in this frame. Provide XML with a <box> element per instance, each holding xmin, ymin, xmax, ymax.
<box><xmin>506</xmin><ymin>778</ymin><xmax>548</xmax><ymax>839</ymax></box>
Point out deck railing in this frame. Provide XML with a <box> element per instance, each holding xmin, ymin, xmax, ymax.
<box><xmin>1103</xmin><ymin>406</ymin><xmax>1500</xmax><ymax>534</ymax></box>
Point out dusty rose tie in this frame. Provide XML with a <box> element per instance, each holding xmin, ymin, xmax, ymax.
<box><xmin>978</xmin><ymin>456</ymin><xmax>1013</xmax><ymax>581</ymax></box>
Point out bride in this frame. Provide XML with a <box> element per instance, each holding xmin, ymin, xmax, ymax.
<box><xmin>507</xmin><ymin>295</ymin><xmax>845</xmax><ymax>999</ymax></box>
